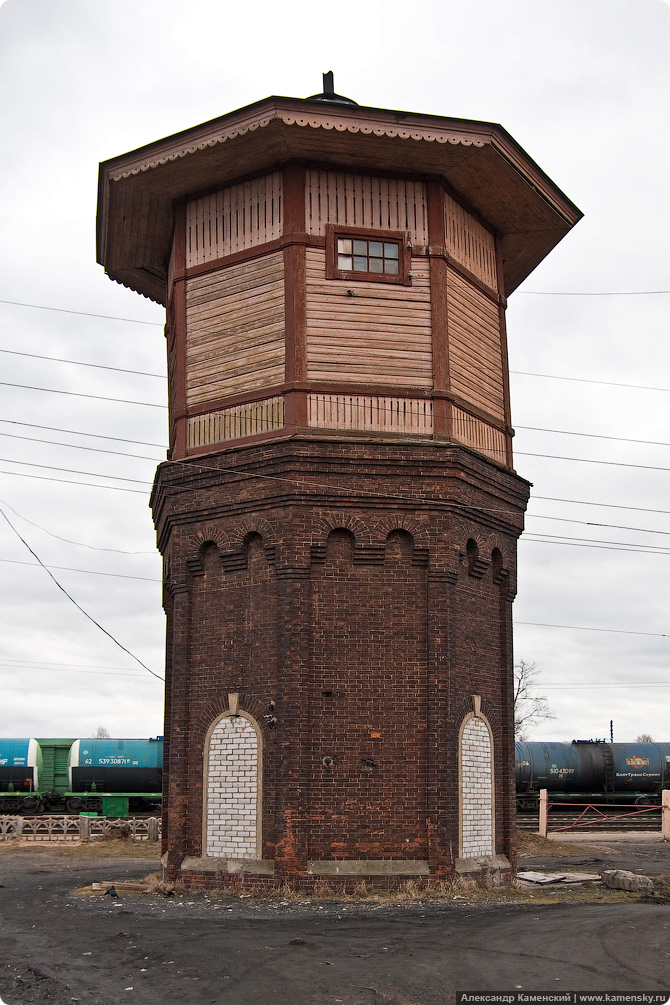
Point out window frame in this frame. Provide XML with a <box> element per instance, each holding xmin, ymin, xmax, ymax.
<box><xmin>325</xmin><ymin>225</ymin><xmax>412</xmax><ymax>286</ymax></box>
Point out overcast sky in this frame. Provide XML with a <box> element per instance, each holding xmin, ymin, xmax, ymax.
<box><xmin>0</xmin><ymin>0</ymin><xmax>668</xmax><ymax>744</ymax></box>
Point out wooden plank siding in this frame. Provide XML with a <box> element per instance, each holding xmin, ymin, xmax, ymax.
<box><xmin>308</xmin><ymin>394</ymin><xmax>433</xmax><ymax>435</ymax></box>
<box><xmin>185</xmin><ymin>173</ymin><xmax>282</xmax><ymax>268</ymax></box>
<box><xmin>305</xmin><ymin>171</ymin><xmax>428</xmax><ymax>247</ymax></box>
<box><xmin>447</xmin><ymin>268</ymin><xmax>505</xmax><ymax>421</ymax></box>
<box><xmin>185</xmin><ymin>253</ymin><xmax>285</xmax><ymax>404</ymax></box>
<box><xmin>304</xmin><ymin>248</ymin><xmax>432</xmax><ymax>387</ymax></box>
<box><xmin>444</xmin><ymin>191</ymin><xmax>497</xmax><ymax>290</ymax></box>
<box><xmin>452</xmin><ymin>406</ymin><xmax>507</xmax><ymax>464</ymax></box>
<box><xmin>187</xmin><ymin>396</ymin><xmax>284</xmax><ymax>449</ymax></box>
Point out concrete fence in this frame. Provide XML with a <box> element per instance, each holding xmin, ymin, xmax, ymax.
<box><xmin>0</xmin><ymin>815</ymin><xmax>161</xmax><ymax>842</ymax></box>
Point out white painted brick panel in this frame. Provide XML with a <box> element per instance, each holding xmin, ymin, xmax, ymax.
<box><xmin>461</xmin><ymin>717</ymin><xmax>493</xmax><ymax>858</ymax></box>
<box><xmin>206</xmin><ymin>717</ymin><xmax>259</xmax><ymax>858</ymax></box>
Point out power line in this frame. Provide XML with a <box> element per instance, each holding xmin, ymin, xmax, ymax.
<box><xmin>0</xmin><ymin>657</ymin><xmax>151</xmax><ymax>671</ymax></box>
<box><xmin>0</xmin><ymin>498</ymin><xmax>156</xmax><ymax>554</ymax></box>
<box><xmin>0</xmin><ymin>664</ymin><xmax>147</xmax><ymax>679</ymax></box>
<box><xmin>3</xmin><ymin>420</ymin><xmax>667</xmax><ymax>517</ymax></box>
<box><xmin>0</xmin><ymin>348</ymin><xmax>166</xmax><ymax>378</ymax></box>
<box><xmin>527</xmin><ymin>514</ymin><xmax>670</xmax><ymax>537</ymax></box>
<box><xmin>524</xmin><ymin>537</ymin><xmax>670</xmax><ymax>556</ymax></box>
<box><xmin>0</xmin><ymin>430</ymin><xmax>161</xmax><ymax>463</ymax></box>
<box><xmin>517</xmin><ymin>451</ymin><xmax>670</xmax><ymax>472</ymax></box>
<box><xmin>520</xmin><ymin>289</ymin><xmax>670</xmax><ymax>296</ymax></box>
<box><xmin>515</xmin><ymin>621</ymin><xmax>668</xmax><ymax>638</ymax></box>
<box><xmin>0</xmin><ymin>469</ymin><xmax>148</xmax><ymax>493</ymax></box>
<box><xmin>511</xmin><ymin>370</ymin><xmax>670</xmax><ymax>393</ymax></box>
<box><xmin>542</xmin><ymin>682</ymin><xmax>670</xmax><ymax>690</ymax></box>
<box><xmin>0</xmin><ymin>298</ymin><xmax>163</xmax><ymax>326</ymax></box>
<box><xmin>0</xmin><ymin>456</ymin><xmax>153</xmax><ymax>485</ymax></box>
<box><xmin>518</xmin><ymin>426</ymin><xmax>670</xmax><ymax>449</ymax></box>
<box><xmin>0</xmin><ymin>504</ymin><xmax>163</xmax><ymax>681</ymax></box>
<box><xmin>0</xmin><ymin>418</ymin><xmax>166</xmax><ymax>449</ymax></box>
<box><xmin>534</xmin><ymin>495</ymin><xmax>670</xmax><ymax>517</ymax></box>
<box><xmin>0</xmin><ymin>381</ymin><xmax>166</xmax><ymax>408</ymax></box>
<box><xmin>0</xmin><ymin>557</ymin><xmax>159</xmax><ymax>582</ymax></box>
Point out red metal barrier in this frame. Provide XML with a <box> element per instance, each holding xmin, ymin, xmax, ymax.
<box><xmin>538</xmin><ymin>788</ymin><xmax>669</xmax><ymax>837</ymax></box>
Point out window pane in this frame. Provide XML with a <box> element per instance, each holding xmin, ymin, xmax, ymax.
<box><xmin>353</xmin><ymin>240</ymin><xmax>368</xmax><ymax>255</ymax></box>
<box><xmin>384</xmin><ymin>259</ymin><xmax>399</xmax><ymax>274</ymax></box>
<box><xmin>369</xmin><ymin>257</ymin><xmax>384</xmax><ymax>272</ymax></box>
<box><xmin>338</xmin><ymin>255</ymin><xmax>353</xmax><ymax>270</ymax></box>
<box><xmin>368</xmin><ymin>241</ymin><xmax>383</xmax><ymax>258</ymax></box>
<box><xmin>338</xmin><ymin>238</ymin><xmax>352</xmax><ymax>254</ymax></box>
<box><xmin>384</xmin><ymin>242</ymin><xmax>399</xmax><ymax>258</ymax></box>
<box><xmin>353</xmin><ymin>256</ymin><xmax>368</xmax><ymax>271</ymax></box>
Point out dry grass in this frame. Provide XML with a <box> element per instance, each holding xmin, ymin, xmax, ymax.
<box><xmin>517</xmin><ymin>831</ymin><xmax>608</xmax><ymax>858</ymax></box>
<box><xmin>0</xmin><ymin>838</ymin><xmax>161</xmax><ymax>859</ymax></box>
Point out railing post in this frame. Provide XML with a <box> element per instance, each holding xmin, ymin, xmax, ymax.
<box><xmin>147</xmin><ymin>817</ymin><xmax>159</xmax><ymax>842</ymax></box>
<box><xmin>662</xmin><ymin>789</ymin><xmax>670</xmax><ymax>841</ymax></box>
<box><xmin>78</xmin><ymin>813</ymin><xmax>91</xmax><ymax>842</ymax></box>
<box><xmin>539</xmin><ymin>788</ymin><xmax>548</xmax><ymax>838</ymax></box>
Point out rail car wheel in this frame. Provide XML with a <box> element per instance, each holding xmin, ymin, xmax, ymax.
<box><xmin>20</xmin><ymin>796</ymin><xmax>40</xmax><ymax>814</ymax></box>
<box><xmin>66</xmin><ymin>797</ymin><xmax>83</xmax><ymax>813</ymax></box>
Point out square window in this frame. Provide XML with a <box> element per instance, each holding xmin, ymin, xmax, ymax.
<box><xmin>326</xmin><ymin>226</ymin><xmax>409</xmax><ymax>285</ymax></box>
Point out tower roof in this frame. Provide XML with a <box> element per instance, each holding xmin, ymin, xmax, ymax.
<box><xmin>97</xmin><ymin>95</ymin><xmax>582</xmax><ymax>305</ymax></box>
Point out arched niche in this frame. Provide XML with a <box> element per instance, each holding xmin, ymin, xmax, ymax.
<box><xmin>203</xmin><ymin>709</ymin><xmax>263</xmax><ymax>859</ymax></box>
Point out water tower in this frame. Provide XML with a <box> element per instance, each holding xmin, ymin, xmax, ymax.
<box><xmin>97</xmin><ymin>77</ymin><xmax>581</xmax><ymax>887</ymax></box>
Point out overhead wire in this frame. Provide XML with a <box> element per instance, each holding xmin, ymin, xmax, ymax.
<box><xmin>0</xmin><ymin>497</ymin><xmax>156</xmax><ymax>554</ymax></box>
<box><xmin>0</xmin><ymin>503</ymin><xmax>163</xmax><ymax>680</ymax></box>
<box><xmin>0</xmin><ymin>348</ymin><xmax>166</xmax><ymax>378</ymax></box>
<box><xmin>0</xmin><ymin>381</ymin><xmax>166</xmax><ymax>408</ymax></box>
<box><xmin>0</xmin><ymin>557</ymin><xmax>158</xmax><ymax>581</ymax></box>
<box><xmin>0</xmin><ymin>298</ymin><xmax>163</xmax><ymax>325</ymax></box>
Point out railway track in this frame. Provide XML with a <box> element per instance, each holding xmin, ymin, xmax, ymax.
<box><xmin>517</xmin><ymin>808</ymin><xmax>662</xmax><ymax>832</ymax></box>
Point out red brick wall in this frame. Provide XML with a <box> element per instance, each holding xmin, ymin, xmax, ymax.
<box><xmin>151</xmin><ymin>436</ymin><xmax>528</xmax><ymax>884</ymax></box>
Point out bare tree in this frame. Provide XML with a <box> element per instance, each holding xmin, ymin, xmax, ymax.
<box><xmin>95</xmin><ymin>725</ymin><xmax>110</xmax><ymax>738</ymax></box>
<box><xmin>636</xmin><ymin>733</ymin><xmax>653</xmax><ymax>743</ymax></box>
<box><xmin>513</xmin><ymin>660</ymin><xmax>555</xmax><ymax>740</ymax></box>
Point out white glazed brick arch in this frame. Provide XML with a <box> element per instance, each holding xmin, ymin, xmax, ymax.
<box><xmin>206</xmin><ymin>716</ymin><xmax>259</xmax><ymax>858</ymax></box>
<box><xmin>460</xmin><ymin>717</ymin><xmax>494</xmax><ymax>858</ymax></box>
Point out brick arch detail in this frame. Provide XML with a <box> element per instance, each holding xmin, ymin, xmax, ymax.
<box><xmin>374</xmin><ymin>514</ymin><xmax>429</xmax><ymax>548</ymax></box>
<box><xmin>450</xmin><ymin>694</ymin><xmax>501</xmax><ymax>741</ymax></box>
<box><xmin>228</xmin><ymin>515</ymin><xmax>277</xmax><ymax>548</ymax></box>
<box><xmin>310</xmin><ymin>512</ymin><xmax>374</xmax><ymax>546</ymax></box>
<box><xmin>194</xmin><ymin>694</ymin><xmax>269</xmax><ymax>743</ymax></box>
<box><xmin>187</xmin><ymin>524</ymin><xmax>229</xmax><ymax>555</ymax></box>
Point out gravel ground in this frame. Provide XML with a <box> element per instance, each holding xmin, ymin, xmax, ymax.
<box><xmin>0</xmin><ymin>839</ymin><xmax>669</xmax><ymax>1005</ymax></box>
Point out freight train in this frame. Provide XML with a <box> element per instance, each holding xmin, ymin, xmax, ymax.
<box><xmin>0</xmin><ymin>737</ymin><xmax>163</xmax><ymax>816</ymax></box>
<box><xmin>3</xmin><ymin>736</ymin><xmax>668</xmax><ymax>816</ymax></box>
<box><xmin>515</xmin><ymin>740</ymin><xmax>670</xmax><ymax>810</ymax></box>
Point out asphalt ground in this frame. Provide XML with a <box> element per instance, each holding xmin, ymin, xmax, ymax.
<box><xmin>0</xmin><ymin>839</ymin><xmax>668</xmax><ymax>1005</ymax></box>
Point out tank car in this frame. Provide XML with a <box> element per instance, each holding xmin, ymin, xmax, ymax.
<box><xmin>0</xmin><ymin>737</ymin><xmax>163</xmax><ymax>815</ymax></box>
<box><xmin>67</xmin><ymin>737</ymin><xmax>162</xmax><ymax>814</ymax></box>
<box><xmin>0</xmin><ymin>739</ymin><xmax>43</xmax><ymax>813</ymax></box>
<box><xmin>515</xmin><ymin>740</ymin><xmax>670</xmax><ymax>809</ymax></box>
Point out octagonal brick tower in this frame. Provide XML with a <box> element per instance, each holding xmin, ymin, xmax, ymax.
<box><xmin>97</xmin><ymin>83</ymin><xmax>581</xmax><ymax>888</ymax></box>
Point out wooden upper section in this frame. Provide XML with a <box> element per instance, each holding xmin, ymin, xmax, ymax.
<box><xmin>97</xmin><ymin>95</ymin><xmax>581</xmax><ymax>304</ymax></box>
